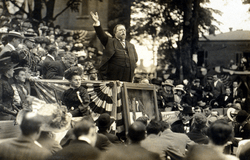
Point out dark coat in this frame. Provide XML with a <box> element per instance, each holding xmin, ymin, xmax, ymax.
<box><xmin>232</xmin><ymin>87</ymin><xmax>244</xmax><ymax>100</ymax></box>
<box><xmin>212</xmin><ymin>81</ymin><xmax>225</xmax><ymax>98</ymax></box>
<box><xmin>48</xmin><ymin>140</ymin><xmax>100</xmax><ymax>160</ymax></box>
<box><xmin>216</xmin><ymin>94</ymin><xmax>234</xmax><ymax>107</ymax></box>
<box><xmin>60</xmin><ymin>128</ymin><xmax>113</xmax><ymax>151</ymax></box>
<box><xmin>186</xmin><ymin>128</ymin><xmax>209</xmax><ymax>144</ymax></box>
<box><xmin>45</xmin><ymin>60</ymin><xmax>69</xmax><ymax>79</ymax></box>
<box><xmin>98</xmin><ymin>130</ymin><xmax>120</xmax><ymax>144</ymax></box>
<box><xmin>62</xmin><ymin>86</ymin><xmax>90</xmax><ymax>117</ymax></box>
<box><xmin>0</xmin><ymin>135</ymin><xmax>52</xmax><ymax>160</ymax></box>
<box><xmin>94</xmin><ymin>25</ymin><xmax>138</xmax><ymax>82</ymax></box>
<box><xmin>0</xmin><ymin>75</ymin><xmax>16</xmax><ymax>119</ymax></box>
<box><xmin>41</xmin><ymin>55</ymin><xmax>55</xmax><ymax>78</ymax></box>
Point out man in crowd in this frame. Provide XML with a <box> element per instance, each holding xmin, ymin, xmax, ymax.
<box><xmin>90</xmin><ymin>11</ymin><xmax>138</xmax><ymax>82</ymax></box>
<box><xmin>0</xmin><ymin>112</ymin><xmax>52</xmax><ymax>160</ymax></box>
<box><xmin>232</xmin><ymin>81</ymin><xmax>244</xmax><ymax>102</ymax></box>
<box><xmin>212</xmin><ymin>74</ymin><xmax>225</xmax><ymax>99</ymax></box>
<box><xmin>215</xmin><ymin>87</ymin><xmax>234</xmax><ymax>107</ymax></box>
<box><xmin>95</xmin><ymin>113</ymin><xmax>120</xmax><ymax>143</ymax></box>
<box><xmin>141</xmin><ymin>120</ymin><xmax>185</xmax><ymax>160</ymax></box>
<box><xmin>48</xmin><ymin>119</ymin><xmax>100</xmax><ymax>160</ymax></box>
<box><xmin>128</xmin><ymin>121</ymin><xmax>161</xmax><ymax>160</ymax></box>
<box><xmin>0</xmin><ymin>31</ymin><xmax>24</xmax><ymax>57</ymax></box>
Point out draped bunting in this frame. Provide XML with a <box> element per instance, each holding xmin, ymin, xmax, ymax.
<box><xmin>32</xmin><ymin>80</ymin><xmax>124</xmax><ymax>133</ymax></box>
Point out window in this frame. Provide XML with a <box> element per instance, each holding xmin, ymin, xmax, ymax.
<box><xmin>78</xmin><ymin>0</ymin><xmax>89</xmax><ymax>18</ymax></box>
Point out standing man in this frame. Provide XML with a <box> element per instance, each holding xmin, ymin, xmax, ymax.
<box><xmin>90</xmin><ymin>12</ymin><xmax>138</xmax><ymax>82</ymax></box>
<box><xmin>212</xmin><ymin>74</ymin><xmax>225</xmax><ymax>99</ymax></box>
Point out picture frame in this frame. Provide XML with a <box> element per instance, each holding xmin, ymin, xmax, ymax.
<box><xmin>122</xmin><ymin>82</ymin><xmax>160</xmax><ymax>135</ymax></box>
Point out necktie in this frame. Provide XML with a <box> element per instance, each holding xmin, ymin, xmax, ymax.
<box><xmin>120</xmin><ymin>41</ymin><xmax>125</xmax><ymax>48</ymax></box>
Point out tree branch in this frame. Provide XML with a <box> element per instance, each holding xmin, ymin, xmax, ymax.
<box><xmin>53</xmin><ymin>0</ymin><xmax>78</xmax><ymax>21</ymax></box>
<box><xmin>9</xmin><ymin>0</ymin><xmax>29</xmax><ymax>16</ymax></box>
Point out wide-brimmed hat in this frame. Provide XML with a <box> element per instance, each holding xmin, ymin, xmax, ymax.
<box><xmin>8</xmin><ymin>30</ymin><xmax>25</xmax><ymax>39</ymax></box>
<box><xmin>0</xmin><ymin>56</ymin><xmax>18</xmax><ymax>73</ymax></box>
<box><xmin>174</xmin><ymin>84</ymin><xmax>186</xmax><ymax>94</ymax></box>
<box><xmin>16</xmin><ymin>103</ymin><xmax>72</xmax><ymax>133</ymax></box>
<box><xmin>95</xmin><ymin>113</ymin><xmax>115</xmax><ymax>128</ymax></box>
<box><xmin>162</xmin><ymin>79</ymin><xmax>174</xmax><ymax>87</ymax></box>
<box><xmin>24</xmin><ymin>28</ymin><xmax>37</xmax><ymax>37</ymax></box>
<box><xmin>64</xmin><ymin>66</ymin><xmax>83</xmax><ymax>80</ymax></box>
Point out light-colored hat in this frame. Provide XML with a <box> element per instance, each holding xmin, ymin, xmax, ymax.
<box><xmin>174</xmin><ymin>84</ymin><xmax>186</xmax><ymax>94</ymax></box>
<box><xmin>227</xmin><ymin>107</ymin><xmax>239</xmax><ymax>122</ymax></box>
<box><xmin>8</xmin><ymin>30</ymin><xmax>25</xmax><ymax>39</ymax></box>
<box><xmin>162</xmin><ymin>79</ymin><xmax>174</xmax><ymax>87</ymax></box>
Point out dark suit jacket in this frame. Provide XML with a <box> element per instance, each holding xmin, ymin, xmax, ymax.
<box><xmin>60</xmin><ymin>129</ymin><xmax>113</xmax><ymax>151</ymax></box>
<box><xmin>48</xmin><ymin>140</ymin><xmax>100</xmax><ymax>160</ymax></box>
<box><xmin>212</xmin><ymin>81</ymin><xmax>225</xmax><ymax>98</ymax></box>
<box><xmin>94</xmin><ymin>25</ymin><xmax>138</xmax><ymax>82</ymax></box>
<box><xmin>216</xmin><ymin>94</ymin><xmax>234</xmax><ymax>107</ymax></box>
<box><xmin>98</xmin><ymin>130</ymin><xmax>120</xmax><ymax>144</ymax></box>
<box><xmin>0</xmin><ymin>135</ymin><xmax>52</xmax><ymax>160</ymax></box>
<box><xmin>232</xmin><ymin>87</ymin><xmax>244</xmax><ymax>99</ymax></box>
<box><xmin>45</xmin><ymin>60</ymin><xmax>68</xmax><ymax>79</ymax></box>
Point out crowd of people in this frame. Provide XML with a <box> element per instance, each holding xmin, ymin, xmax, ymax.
<box><xmin>1</xmin><ymin>11</ymin><xmax>250</xmax><ymax>160</ymax></box>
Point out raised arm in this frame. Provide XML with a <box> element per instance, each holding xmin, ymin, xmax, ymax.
<box><xmin>90</xmin><ymin>11</ymin><xmax>109</xmax><ymax>47</ymax></box>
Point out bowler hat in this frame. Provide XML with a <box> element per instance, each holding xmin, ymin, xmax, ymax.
<box><xmin>236</xmin><ymin>110</ymin><xmax>249</xmax><ymax>123</ymax></box>
<box><xmin>182</xmin><ymin>106</ymin><xmax>195</xmax><ymax>114</ymax></box>
<box><xmin>95</xmin><ymin>113</ymin><xmax>115</xmax><ymax>128</ymax></box>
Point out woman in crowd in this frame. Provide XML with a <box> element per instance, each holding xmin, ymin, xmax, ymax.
<box><xmin>0</xmin><ymin>51</ymin><xmax>20</xmax><ymax>120</ymax></box>
<box><xmin>62</xmin><ymin>66</ymin><xmax>90</xmax><ymax>117</ymax></box>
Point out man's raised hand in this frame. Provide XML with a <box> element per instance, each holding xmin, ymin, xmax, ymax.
<box><xmin>90</xmin><ymin>11</ymin><xmax>99</xmax><ymax>23</ymax></box>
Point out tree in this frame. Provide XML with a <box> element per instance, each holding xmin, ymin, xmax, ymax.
<box><xmin>131</xmin><ymin>0</ymin><xmax>221</xmax><ymax>81</ymax></box>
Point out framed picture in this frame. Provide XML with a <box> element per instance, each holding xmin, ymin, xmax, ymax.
<box><xmin>122</xmin><ymin>83</ymin><xmax>159</xmax><ymax>135</ymax></box>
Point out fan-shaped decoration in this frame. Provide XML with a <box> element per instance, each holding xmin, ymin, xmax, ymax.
<box><xmin>32</xmin><ymin>80</ymin><xmax>124</xmax><ymax>134</ymax></box>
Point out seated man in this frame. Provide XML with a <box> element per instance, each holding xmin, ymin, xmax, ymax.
<box><xmin>0</xmin><ymin>111</ymin><xmax>52</xmax><ymax>160</ymax></box>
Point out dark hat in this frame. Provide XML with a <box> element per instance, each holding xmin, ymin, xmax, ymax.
<box><xmin>236</xmin><ymin>110</ymin><xmax>249</xmax><ymax>123</ymax></box>
<box><xmin>193</xmin><ymin>79</ymin><xmax>200</xmax><ymax>83</ymax></box>
<box><xmin>182</xmin><ymin>106</ymin><xmax>195</xmax><ymax>114</ymax></box>
<box><xmin>95</xmin><ymin>113</ymin><xmax>115</xmax><ymax>128</ymax></box>
<box><xmin>0</xmin><ymin>56</ymin><xmax>18</xmax><ymax>73</ymax></box>
<box><xmin>64</xmin><ymin>66</ymin><xmax>83</xmax><ymax>80</ymax></box>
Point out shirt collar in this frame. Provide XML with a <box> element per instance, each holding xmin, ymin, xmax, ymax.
<box><xmin>78</xmin><ymin>136</ymin><xmax>91</xmax><ymax>144</ymax></box>
<box><xmin>47</xmin><ymin>54</ymin><xmax>55</xmax><ymax>61</ymax></box>
<box><xmin>7</xmin><ymin>43</ymin><xmax>16</xmax><ymax>50</ymax></box>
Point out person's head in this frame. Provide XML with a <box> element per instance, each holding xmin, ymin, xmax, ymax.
<box><xmin>20</xmin><ymin>112</ymin><xmax>42</xmax><ymax>140</ymax></box>
<box><xmin>64</xmin><ymin>52</ymin><xmax>77</xmax><ymax>66</ymax></box>
<box><xmin>233</xmin><ymin>81</ymin><xmax>238</xmax><ymax>88</ymax></box>
<box><xmin>128</xmin><ymin>121</ymin><xmax>146</xmax><ymax>144</ymax></box>
<box><xmin>14</xmin><ymin>67</ymin><xmax>26</xmax><ymax>83</ymax></box>
<box><xmin>95</xmin><ymin>113</ymin><xmax>114</xmax><ymax>131</ymax></box>
<box><xmin>193</xmin><ymin>79</ymin><xmax>200</xmax><ymax>87</ymax></box>
<box><xmin>225</xmin><ymin>88</ymin><xmax>231</xmax><ymax>96</ymax></box>
<box><xmin>47</xmin><ymin>45</ymin><xmax>58</xmax><ymax>58</ymax></box>
<box><xmin>180</xmin><ymin>106</ymin><xmax>195</xmax><ymax>123</ymax></box>
<box><xmin>73</xmin><ymin>119</ymin><xmax>97</xmax><ymax>147</ymax></box>
<box><xmin>192</xmin><ymin>113</ymin><xmax>207</xmax><ymax>131</ymax></box>
<box><xmin>203</xmin><ymin>105</ymin><xmax>212</xmax><ymax>117</ymax></box>
<box><xmin>159</xmin><ymin>121</ymin><xmax>170</xmax><ymax>132</ymax></box>
<box><xmin>64</xmin><ymin>66</ymin><xmax>83</xmax><ymax>88</ymax></box>
<box><xmin>24</xmin><ymin>38</ymin><xmax>36</xmax><ymax>49</ymax></box>
<box><xmin>114</xmin><ymin>24</ymin><xmax>126</xmax><ymax>41</ymax></box>
<box><xmin>146</xmin><ymin>120</ymin><xmax>162</xmax><ymax>135</ymax></box>
<box><xmin>8</xmin><ymin>31</ymin><xmax>24</xmax><ymax>48</ymax></box>
<box><xmin>212</xmin><ymin>74</ymin><xmax>218</xmax><ymax>82</ymax></box>
<box><xmin>236</xmin><ymin>110</ymin><xmax>249</xmax><ymax>123</ymax></box>
<box><xmin>135</xmin><ymin>116</ymin><xmax>149</xmax><ymax>126</ymax></box>
<box><xmin>174</xmin><ymin>84</ymin><xmax>186</xmax><ymax>96</ymax></box>
<box><xmin>207</xmin><ymin>119</ymin><xmax>233</xmax><ymax>146</ymax></box>
<box><xmin>194</xmin><ymin>106</ymin><xmax>202</xmax><ymax>113</ymax></box>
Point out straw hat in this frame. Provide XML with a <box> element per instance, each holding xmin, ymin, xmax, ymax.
<box><xmin>174</xmin><ymin>84</ymin><xmax>186</xmax><ymax>94</ymax></box>
<box><xmin>8</xmin><ymin>30</ymin><xmax>25</xmax><ymax>39</ymax></box>
<box><xmin>162</xmin><ymin>79</ymin><xmax>174</xmax><ymax>87</ymax></box>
